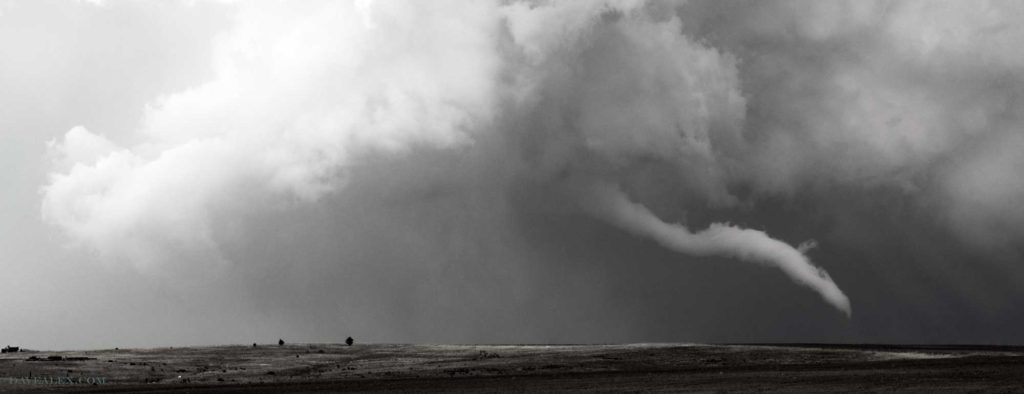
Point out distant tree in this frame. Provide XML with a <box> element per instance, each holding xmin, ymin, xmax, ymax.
<box><xmin>345</xmin><ymin>337</ymin><xmax>354</xmax><ymax>346</ymax></box>
<box><xmin>278</xmin><ymin>339</ymin><xmax>285</xmax><ymax>346</ymax></box>
<box><xmin>253</xmin><ymin>343</ymin><xmax>257</xmax><ymax>348</ymax></box>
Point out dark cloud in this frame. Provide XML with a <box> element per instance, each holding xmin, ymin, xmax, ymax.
<box><xmin>30</xmin><ymin>0</ymin><xmax>1024</xmax><ymax>347</ymax></box>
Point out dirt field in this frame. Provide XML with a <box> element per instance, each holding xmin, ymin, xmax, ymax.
<box><xmin>1</xmin><ymin>343</ymin><xmax>1022</xmax><ymax>392</ymax></box>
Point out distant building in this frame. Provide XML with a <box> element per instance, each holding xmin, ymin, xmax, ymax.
<box><xmin>1</xmin><ymin>346</ymin><xmax>19</xmax><ymax>353</ymax></box>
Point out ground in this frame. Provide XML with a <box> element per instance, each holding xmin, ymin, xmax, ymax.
<box><xmin>1</xmin><ymin>343</ymin><xmax>1022</xmax><ymax>392</ymax></box>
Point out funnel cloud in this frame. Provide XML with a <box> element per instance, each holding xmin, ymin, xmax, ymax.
<box><xmin>580</xmin><ymin>181</ymin><xmax>851</xmax><ymax>316</ymax></box>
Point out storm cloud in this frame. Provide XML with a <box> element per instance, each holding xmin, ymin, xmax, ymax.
<box><xmin>19</xmin><ymin>0</ymin><xmax>1024</xmax><ymax>346</ymax></box>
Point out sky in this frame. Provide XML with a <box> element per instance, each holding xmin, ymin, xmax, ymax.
<box><xmin>1</xmin><ymin>0</ymin><xmax>1023</xmax><ymax>350</ymax></box>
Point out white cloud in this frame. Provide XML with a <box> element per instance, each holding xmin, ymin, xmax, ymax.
<box><xmin>42</xmin><ymin>0</ymin><xmax>502</xmax><ymax>273</ymax></box>
<box><xmin>74</xmin><ymin>0</ymin><xmax>106</xmax><ymax>6</ymax></box>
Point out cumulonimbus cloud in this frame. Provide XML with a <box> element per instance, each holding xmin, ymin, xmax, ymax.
<box><xmin>39</xmin><ymin>0</ymin><xmax>1024</xmax><ymax>320</ymax></box>
<box><xmin>42</xmin><ymin>0</ymin><xmax>502</xmax><ymax>272</ymax></box>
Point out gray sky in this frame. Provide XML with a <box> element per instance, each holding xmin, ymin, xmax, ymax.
<box><xmin>2</xmin><ymin>0</ymin><xmax>1024</xmax><ymax>350</ymax></box>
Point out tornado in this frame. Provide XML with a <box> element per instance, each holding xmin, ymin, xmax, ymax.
<box><xmin>581</xmin><ymin>181</ymin><xmax>851</xmax><ymax>317</ymax></box>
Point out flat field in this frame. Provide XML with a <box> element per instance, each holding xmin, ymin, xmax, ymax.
<box><xmin>1</xmin><ymin>343</ymin><xmax>1022</xmax><ymax>392</ymax></box>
